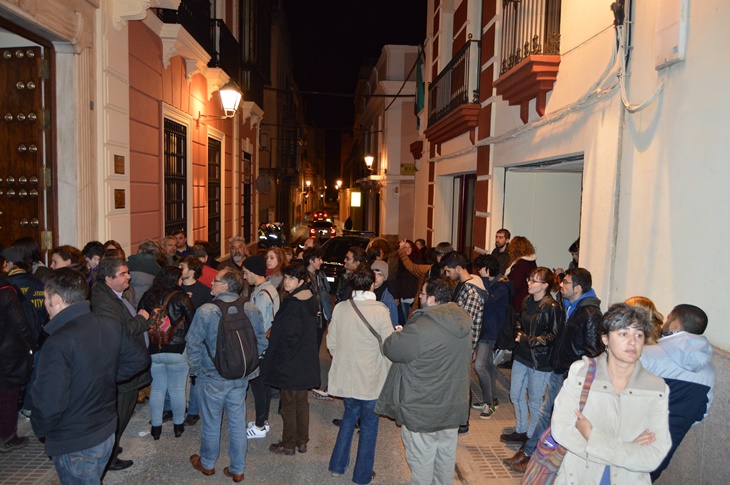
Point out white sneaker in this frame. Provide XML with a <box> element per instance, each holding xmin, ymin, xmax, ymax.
<box><xmin>246</xmin><ymin>425</ymin><xmax>267</xmax><ymax>439</ymax></box>
<box><xmin>247</xmin><ymin>420</ymin><xmax>270</xmax><ymax>432</ymax></box>
<box><xmin>311</xmin><ymin>389</ymin><xmax>332</xmax><ymax>400</ymax></box>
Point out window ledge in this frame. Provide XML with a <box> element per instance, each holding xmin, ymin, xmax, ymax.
<box><xmin>424</xmin><ymin>104</ymin><xmax>480</xmax><ymax>149</ymax></box>
<box><xmin>494</xmin><ymin>55</ymin><xmax>561</xmax><ymax>123</ymax></box>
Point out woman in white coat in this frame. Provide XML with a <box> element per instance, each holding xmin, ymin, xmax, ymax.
<box><xmin>550</xmin><ymin>303</ymin><xmax>671</xmax><ymax>484</ymax></box>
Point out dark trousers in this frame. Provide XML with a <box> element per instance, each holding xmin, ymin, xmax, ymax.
<box><xmin>0</xmin><ymin>387</ymin><xmax>20</xmax><ymax>441</ymax></box>
<box><xmin>280</xmin><ymin>389</ymin><xmax>309</xmax><ymax>449</ymax></box>
<box><xmin>108</xmin><ymin>389</ymin><xmax>137</xmax><ymax>465</ymax></box>
<box><xmin>249</xmin><ymin>375</ymin><xmax>272</xmax><ymax>427</ymax></box>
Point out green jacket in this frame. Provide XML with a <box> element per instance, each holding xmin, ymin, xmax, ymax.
<box><xmin>90</xmin><ymin>282</ymin><xmax>151</xmax><ymax>393</ymax></box>
<box><xmin>375</xmin><ymin>302</ymin><xmax>471</xmax><ymax>433</ymax></box>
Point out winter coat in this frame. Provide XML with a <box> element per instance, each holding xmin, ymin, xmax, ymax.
<box><xmin>7</xmin><ymin>270</ymin><xmax>48</xmax><ymax>341</ymax></box>
<box><xmin>327</xmin><ymin>294</ymin><xmax>393</xmax><ymax>400</ymax></box>
<box><xmin>90</xmin><ymin>282</ymin><xmax>151</xmax><ymax>393</ymax></box>
<box><xmin>551</xmin><ymin>354</ymin><xmax>671</xmax><ymax>485</ymax></box>
<box><xmin>30</xmin><ymin>301</ymin><xmax>150</xmax><ymax>456</ymax></box>
<box><xmin>514</xmin><ymin>293</ymin><xmax>562</xmax><ymax>372</ymax></box>
<box><xmin>263</xmin><ymin>285</ymin><xmax>320</xmax><ymax>390</ymax></box>
<box><xmin>550</xmin><ymin>290</ymin><xmax>603</xmax><ymax>374</ymax></box>
<box><xmin>490</xmin><ymin>246</ymin><xmax>510</xmax><ymax>275</ymax></box>
<box><xmin>139</xmin><ymin>289</ymin><xmax>196</xmax><ymax>355</ymax></box>
<box><xmin>506</xmin><ymin>255</ymin><xmax>537</xmax><ymax>312</ymax></box>
<box><xmin>375</xmin><ymin>302</ymin><xmax>471</xmax><ymax>433</ymax></box>
<box><xmin>127</xmin><ymin>253</ymin><xmax>161</xmax><ymax>307</ymax></box>
<box><xmin>307</xmin><ymin>268</ymin><xmax>332</xmax><ymax>322</ymax></box>
<box><xmin>479</xmin><ymin>275</ymin><xmax>513</xmax><ymax>341</ymax></box>
<box><xmin>0</xmin><ymin>281</ymin><xmax>36</xmax><ymax>391</ymax></box>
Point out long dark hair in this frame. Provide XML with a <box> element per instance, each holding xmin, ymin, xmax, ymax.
<box><xmin>146</xmin><ymin>266</ymin><xmax>182</xmax><ymax>305</ymax></box>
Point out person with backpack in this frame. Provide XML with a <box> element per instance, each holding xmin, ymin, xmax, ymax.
<box><xmin>263</xmin><ymin>262</ymin><xmax>320</xmax><ymax>456</ymax></box>
<box><xmin>185</xmin><ymin>267</ymin><xmax>266</xmax><ymax>482</ymax></box>
<box><xmin>138</xmin><ymin>266</ymin><xmax>195</xmax><ymax>440</ymax></box>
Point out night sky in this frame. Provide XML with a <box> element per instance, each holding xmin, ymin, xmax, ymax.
<box><xmin>282</xmin><ymin>1</ymin><xmax>427</xmax><ymax>183</ymax></box>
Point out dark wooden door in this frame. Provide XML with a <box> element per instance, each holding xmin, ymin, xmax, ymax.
<box><xmin>0</xmin><ymin>45</ymin><xmax>54</xmax><ymax>248</ymax></box>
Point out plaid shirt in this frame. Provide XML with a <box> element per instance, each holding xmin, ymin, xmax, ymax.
<box><xmin>453</xmin><ymin>278</ymin><xmax>486</xmax><ymax>350</ymax></box>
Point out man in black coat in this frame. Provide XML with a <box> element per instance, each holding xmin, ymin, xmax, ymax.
<box><xmin>505</xmin><ymin>267</ymin><xmax>602</xmax><ymax>472</ymax></box>
<box><xmin>31</xmin><ymin>268</ymin><xmax>149</xmax><ymax>483</ymax></box>
<box><xmin>90</xmin><ymin>257</ymin><xmax>151</xmax><ymax>471</ymax></box>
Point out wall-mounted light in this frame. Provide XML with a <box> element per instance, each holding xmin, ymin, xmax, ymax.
<box><xmin>305</xmin><ymin>180</ymin><xmax>311</xmax><ymax>188</ymax></box>
<box><xmin>364</xmin><ymin>154</ymin><xmax>374</xmax><ymax>171</ymax></box>
<box><xmin>196</xmin><ymin>81</ymin><xmax>243</xmax><ymax>125</ymax></box>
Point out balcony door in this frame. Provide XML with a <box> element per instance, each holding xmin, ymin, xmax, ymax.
<box><xmin>451</xmin><ymin>174</ymin><xmax>476</xmax><ymax>259</ymax></box>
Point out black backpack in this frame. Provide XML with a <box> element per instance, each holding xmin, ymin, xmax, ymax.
<box><xmin>203</xmin><ymin>299</ymin><xmax>259</xmax><ymax>379</ymax></box>
<box><xmin>496</xmin><ymin>303</ymin><xmax>518</xmax><ymax>350</ymax></box>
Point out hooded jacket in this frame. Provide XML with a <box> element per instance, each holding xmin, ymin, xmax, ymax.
<box><xmin>375</xmin><ymin>302</ymin><xmax>471</xmax><ymax>433</ymax></box>
<box><xmin>550</xmin><ymin>289</ymin><xmax>602</xmax><ymax>374</ymax></box>
<box><xmin>640</xmin><ymin>332</ymin><xmax>714</xmax><ymax>479</ymax></box>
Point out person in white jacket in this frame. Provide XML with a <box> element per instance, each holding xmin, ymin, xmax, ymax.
<box><xmin>551</xmin><ymin>303</ymin><xmax>671</xmax><ymax>484</ymax></box>
<box><xmin>640</xmin><ymin>304</ymin><xmax>714</xmax><ymax>481</ymax></box>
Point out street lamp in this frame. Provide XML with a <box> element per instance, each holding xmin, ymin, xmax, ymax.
<box><xmin>305</xmin><ymin>180</ymin><xmax>311</xmax><ymax>188</ymax></box>
<box><xmin>196</xmin><ymin>81</ymin><xmax>243</xmax><ymax>124</ymax></box>
<box><xmin>364</xmin><ymin>154</ymin><xmax>374</xmax><ymax>171</ymax></box>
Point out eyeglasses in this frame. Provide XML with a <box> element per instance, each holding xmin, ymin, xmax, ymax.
<box><xmin>527</xmin><ymin>278</ymin><xmax>545</xmax><ymax>284</ymax></box>
<box><xmin>212</xmin><ymin>279</ymin><xmax>223</xmax><ymax>284</ymax></box>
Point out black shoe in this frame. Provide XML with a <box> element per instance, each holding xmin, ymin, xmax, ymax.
<box><xmin>151</xmin><ymin>426</ymin><xmax>162</xmax><ymax>440</ymax></box>
<box><xmin>108</xmin><ymin>458</ymin><xmax>133</xmax><ymax>471</ymax></box>
<box><xmin>332</xmin><ymin>418</ymin><xmax>360</xmax><ymax>429</ymax></box>
<box><xmin>174</xmin><ymin>423</ymin><xmax>185</xmax><ymax>438</ymax></box>
<box><xmin>500</xmin><ymin>431</ymin><xmax>528</xmax><ymax>443</ymax></box>
<box><xmin>493</xmin><ymin>397</ymin><xmax>500</xmax><ymax>408</ymax></box>
<box><xmin>185</xmin><ymin>414</ymin><xmax>200</xmax><ymax>426</ymax></box>
<box><xmin>458</xmin><ymin>424</ymin><xmax>469</xmax><ymax>435</ymax></box>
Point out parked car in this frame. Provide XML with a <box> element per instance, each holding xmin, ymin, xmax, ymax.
<box><xmin>309</xmin><ymin>221</ymin><xmax>337</xmax><ymax>240</ymax></box>
<box><xmin>320</xmin><ymin>235</ymin><xmax>373</xmax><ymax>293</ymax></box>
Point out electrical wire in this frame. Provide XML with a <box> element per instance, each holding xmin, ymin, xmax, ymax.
<box><xmin>616</xmin><ymin>24</ymin><xmax>664</xmax><ymax>113</ymax></box>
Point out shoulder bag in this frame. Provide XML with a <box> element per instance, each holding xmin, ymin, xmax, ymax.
<box><xmin>521</xmin><ymin>357</ymin><xmax>597</xmax><ymax>485</ymax></box>
<box><xmin>349</xmin><ymin>299</ymin><xmax>383</xmax><ymax>355</ymax></box>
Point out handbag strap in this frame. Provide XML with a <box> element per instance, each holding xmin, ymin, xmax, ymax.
<box><xmin>349</xmin><ymin>299</ymin><xmax>383</xmax><ymax>354</ymax></box>
<box><xmin>579</xmin><ymin>357</ymin><xmax>597</xmax><ymax>411</ymax></box>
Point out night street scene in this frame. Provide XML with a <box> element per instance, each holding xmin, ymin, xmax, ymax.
<box><xmin>0</xmin><ymin>0</ymin><xmax>727</xmax><ymax>484</ymax></box>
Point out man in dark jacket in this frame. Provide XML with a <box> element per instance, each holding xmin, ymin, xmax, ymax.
<box><xmin>506</xmin><ymin>267</ymin><xmax>602</xmax><ymax>472</ymax></box>
<box><xmin>490</xmin><ymin>228</ymin><xmax>511</xmax><ymax>275</ymax></box>
<box><xmin>472</xmin><ymin>254</ymin><xmax>514</xmax><ymax>419</ymax></box>
<box><xmin>31</xmin><ymin>268</ymin><xmax>149</xmax><ymax>483</ymax></box>
<box><xmin>90</xmin><ymin>256</ymin><xmax>151</xmax><ymax>471</ymax></box>
<box><xmin>375</xmin><ymin>277</ymin><xmax>471</xmax><ymax>485</ymax></box>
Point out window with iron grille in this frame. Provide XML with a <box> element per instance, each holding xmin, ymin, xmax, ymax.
<box><xmin>208</xmin><ymin>138</ymin><xmax>222</xmax><ymax>258</ymax></box>
<box><xmin>164</xmin><ymin>118</ymin><xmax>187</xmax><ymax>236</ymax></box>
<box><xmin>500</xmin><ymin>0</ymin><xmax>562</xmax><ymax>76</ymax></box>
<box><xmin>242</xmin><ymin>152</ymin><xmax>252</xmax><ymax>242</ymax></box>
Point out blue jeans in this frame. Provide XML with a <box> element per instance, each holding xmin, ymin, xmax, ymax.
<box><xmin>510</xmin><ymin>360</ymin><xmax>550</xmax><ymax>437</ymax></box>
<box><xmin>199</xmin><ymin>377</ymin><xmax>248</xmax><ymax>475</ymax></box>
<box><xmin>329</xmin><ymin>398</ymin><xmax>379</xmax><ymax>484</ymax></box>
<box><xmin>524</xmin><ymin>371</ymin><xmax>564</xmax><ymax>455</ymax></box>
<box><xmin>150</xmin><ymin>351</ymin><xmax>189</xmax><ymax>426</ymax></box>
<box><xmin>474</xmin><ymin>340</ymin><xmax>497</xmax><ymax>404</ymax></box>
<box><xmin>187</xmin><ymin>374</ymin><xmax>202</xmax><ymax>416</ymax></box>
<box><xmin>53</xmin><ymin>433</ymin><xmax>114</xmax><ymax>485</ymax></box>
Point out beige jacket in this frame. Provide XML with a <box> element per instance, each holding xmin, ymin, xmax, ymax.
<box><xmin>327</xmin><ymin>295</ymin><xmax>393</xmax><ymax>400</ymax></box>
<box><xmin>551</xmin><ymin>354</ymin><xmax>671</xmax><ymax>485</ymax></box>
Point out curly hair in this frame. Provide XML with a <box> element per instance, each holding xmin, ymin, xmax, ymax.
<box><xmin>508</xmin><ymin>236</ymin><xmax>535</xmax><ymax>265</ymax></box>
<box><xmin>145</xmin><ymin>266</ymin><xmax>182</xmax><ymax>305</ymax></box>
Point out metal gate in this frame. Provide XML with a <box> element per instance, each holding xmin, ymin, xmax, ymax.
<box><xmin>0</xmin><ymin>45</ymin><xmax>54</xmax><ymax>249</ymax></box>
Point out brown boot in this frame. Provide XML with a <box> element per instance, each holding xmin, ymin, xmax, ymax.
<box><xmin>502</xmin><ymin>449</ymin><xmax>526</xmax><ymax>465</ymax></box>
<box><xmin>510</xmin><ymin>452</ymin><xmax>531</xmax><ymax>473</ymax></box>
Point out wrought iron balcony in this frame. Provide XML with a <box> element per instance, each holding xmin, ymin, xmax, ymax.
<box><xmin>209</xmin><ymin>19</ymin><xmax>241</xmax><ymax>87</ymax></box>
<box><xmin>500</xmin><ymin>0</ymin><xmax>561</xmax><ymax>76</ymax></box>
<box><xmin>427</xmin><ymin>39</ymin><xmax>481</xmax><ymax>127</ymax></box>
<box><xmin>157</xmin><ymin>0</ymin><xmax>213</xmax><ymax>55</ymax></box>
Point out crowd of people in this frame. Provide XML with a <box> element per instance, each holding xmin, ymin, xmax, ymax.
<box><xmin>0</xmin><ymin>227</ymin><xmax>716</xmax><ymax>484</ymax></box>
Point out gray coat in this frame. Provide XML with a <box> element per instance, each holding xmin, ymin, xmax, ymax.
<box><xmin>375</xmin><ymin>302</ymin><xmax>471</xmax><ymax>433</ymax></box>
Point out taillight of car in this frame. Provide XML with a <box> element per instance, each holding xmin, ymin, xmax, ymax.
<box><xmin>330</xmin><ymin>228</ymin><xmax>335</xmax><ymax>234</ymax></box>
<box><xmin>310</xmin><ymin>229</ymin><xmax>315</xmax><ymax>234</ymax></box>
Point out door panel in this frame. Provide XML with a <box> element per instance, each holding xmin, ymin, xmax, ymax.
<box><xmin>0</xmin><ymin>46</ymin><xmax>52</xmax><ymax>247</ymax></box>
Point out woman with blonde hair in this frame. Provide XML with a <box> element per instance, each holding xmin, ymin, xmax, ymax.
<box><xmin>625</xmin><ymin>296</ymin><xmax>664</xmax><ymax>344</ymax></box>
<box><xmin>506</xmin><ymin>236</ymin><xmax>537</xmax><ymax>312</ymax></box>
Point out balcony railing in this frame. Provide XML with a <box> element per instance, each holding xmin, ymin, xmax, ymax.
<box><xmin>427</xmin><ymin>39</ymin><xmax>481</xmax><ymax>126</ymax></box>
<box><xmin>209</xmin><ymin>19</ymin><xmax>241</xmax><ymax>87</ymax></box>
<box><xmin>157</xmin><ymin>0</ymin><xmax>213</xmax><ymax>54</ymax></box>
<box><xmin>500</xmin><ymin>0</ymin><xmax>561</xmax><ymax>75</ymax></box>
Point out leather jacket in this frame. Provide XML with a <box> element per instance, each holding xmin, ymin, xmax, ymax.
<box><xmin>514</xmin><ymin>293</ymin><xmax>563</xmax><ymax>371</ymax></box>
<box><xmin>550</xmin><ymin>295</ymin><xmax>603</xmax><ymax>374</ymax></box>
<box><xmin>139</xmin><ymin>289</ymin><xmax>195</xmax><ymax>355</ymax></box>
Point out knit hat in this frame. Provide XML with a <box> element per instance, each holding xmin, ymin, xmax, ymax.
<box><xmin>371</xmin><ymin>260</ymin><xmax>388</xmax><ymax>280</ymax></box>
<box><xmin>1</xmin><ymin>247</ymin><xmax>24</xmax><ymax>264</ymax></box>
<box><xmin>242</xmin><ymin>254</ymin><xmax>266</xmax><ymax>277</ymax></box>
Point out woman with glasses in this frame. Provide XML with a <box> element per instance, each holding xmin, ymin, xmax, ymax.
<box><xmin>501</xmin><ymin>267</ymin><xmax>563</xmax><ymax>446</ymax></box>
